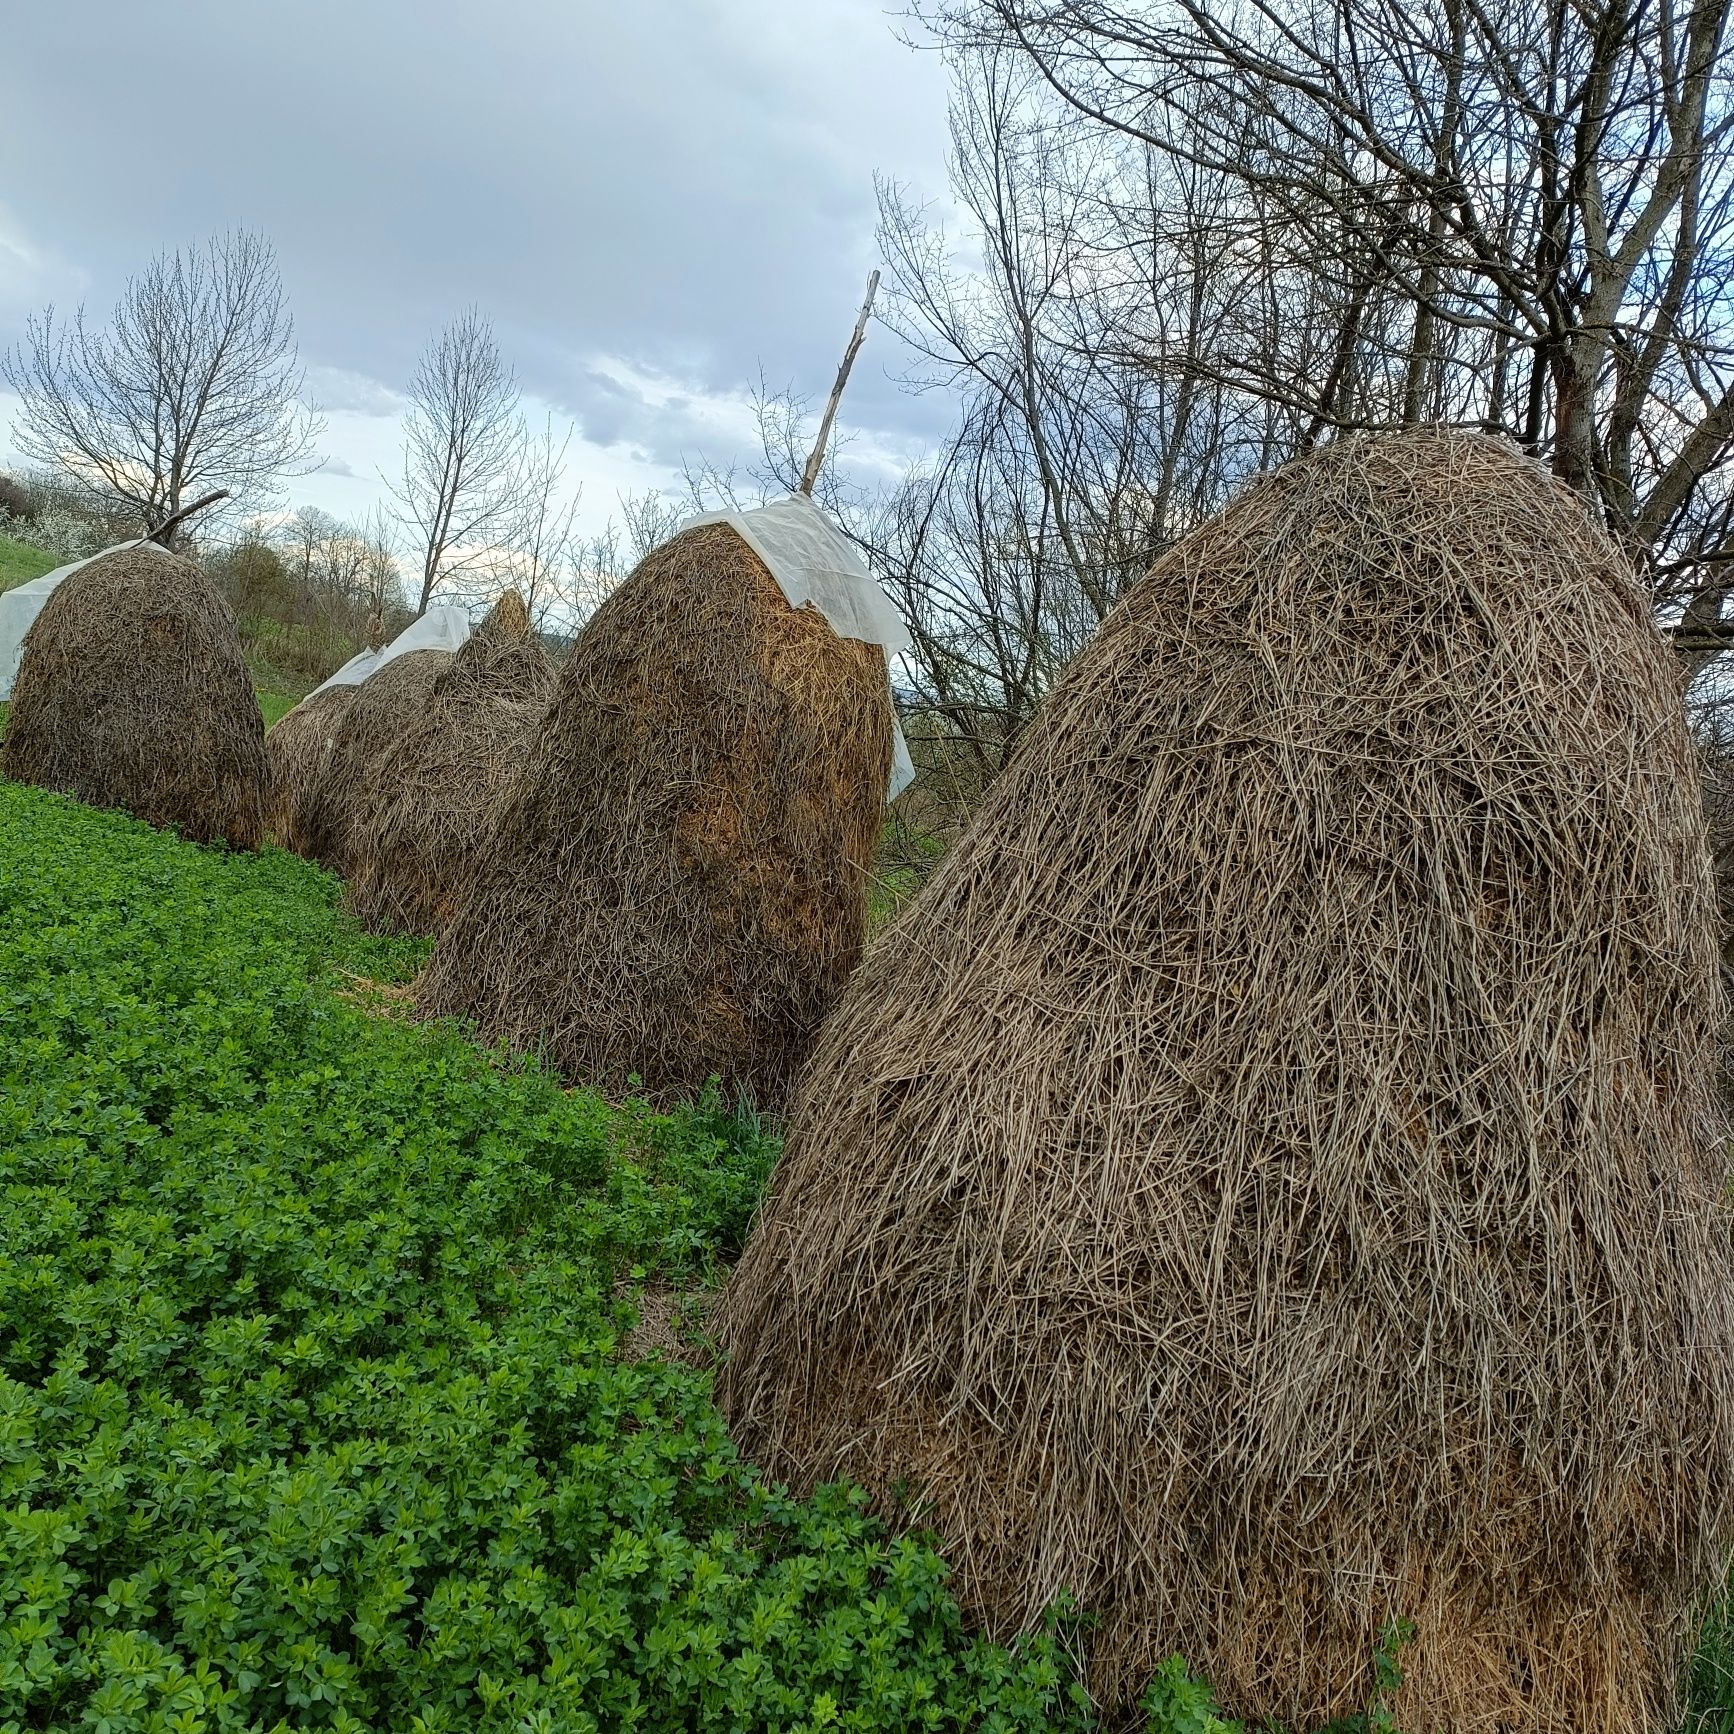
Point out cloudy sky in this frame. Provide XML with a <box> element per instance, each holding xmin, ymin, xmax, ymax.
<box><xmin>0</xmin><ymin>0</ymin><xmax>958</xmax><ymax>535</ymax></box>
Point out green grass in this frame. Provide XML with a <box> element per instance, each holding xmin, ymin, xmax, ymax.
<box><xmin>0</xmin><ymin>783</ymin><xmax>1093</xmax><ymax>1733</ymax></box>
<box><xmin>1689</xmin><ymin>1570</ymin><xmax>1734</xmax><ymax>1731</ymax></box>
<box><xmin>240</xmin><ymin>635</ymin><xmax>318</xmax><ymax>711</ymax></box>
<box><xmin>0</xmin><ymin>533</ymin><xmax>57</xmax><ymax>591</ymax></box>
<box><xmin>257</xmin><ymin>688</ymin><xmax>299</xmax><ymax>725</ymax></box>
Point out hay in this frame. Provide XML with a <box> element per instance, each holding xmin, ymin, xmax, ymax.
<box><xmin>2</xmin><ymin>543</ymin><xmax>266</xmax><ymax>848</ymax></box>
<box><xmin>713</xmin><ymin>429</ymin><xmax>1734</xmax><ymax>1731</ymax></box>
<box><xmin>263</xmin><ymin>683</ymin><xmax>363</xmax><ymax>855</ymax></box>
<box><xmin>300</xmin><ymin>648</ymin><xmax>452</xmax><ymax>876</ymax></box>
<box><xmin>416</xmin><ymin>522</ymin><xmax>893</xmax><ymax>1108</ymax></box>
<box><xmin>343</xmin><ymin>591</ymin><xmax>553</xmax><ymax>936</ymax></box>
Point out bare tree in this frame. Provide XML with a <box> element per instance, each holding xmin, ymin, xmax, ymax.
<box><xmin>391</xmin><ymin>308</ymin><xmax>531</xmax><ymax>615</ymax></box>
<box><xmin>353</xmin><ymin>506</ymin><xmax>406</xmax><ymax>637</ymax></box>
<box><xmin>852</xmin><ymin>46</ymin><xmax>1261</xmax><ymax>788</ymax></box>
<box><xmin>500</xmin><ymin>416</ymin><xmax>584</xmax><ymax>631</ymax></box>
<box><xmin>3</xmin><ymin>231</ymin><xmax>320</xmax><ymax>541</ymax></box>
<box><xmin>920</xmin><ymin>0</ymin><xmax>1734</xmax><ymax>670</ymax></box>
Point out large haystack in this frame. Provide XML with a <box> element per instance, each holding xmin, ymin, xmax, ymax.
<box><xmin>301</xmin><ymin>649</ymin><xmax>452</xmax><ymax>876</ymax></box>
<box><xmin>416</xmin><ymin>522</ymin><xmax>894</xmax><ymax>1108</ymax></box>
<box><xmin>2</xmin><ymin>543</ymin><xmax>266</xmax><ymax>847</ymax></box>
<box><xmin>344</xmin><ymin>591</ymin><xmax>553</xmax><ymax>935</ymax></box>
<box><xmin>263</xmin><ymin>683</ymin><xmax>363</xmax><ymax>855</ymax></box>
<box><xmin>714</xmin><ymin>430</ymin><xmax>1734</xmax><ymax>1731</ymax></box>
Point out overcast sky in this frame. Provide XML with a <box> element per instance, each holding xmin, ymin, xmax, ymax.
<box><xmin>0</xmin><ymin>0</ymin><xmax>957</xmax><ymax>535</ymax></box>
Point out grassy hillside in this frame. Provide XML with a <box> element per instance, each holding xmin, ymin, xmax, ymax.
<box><xmin>0</xmin><ymin>783</ymin><xmax>1094</xmax><ymax>1733</ymax></box>
<box><xmin>0</xmin><ymin>532</ymin><xmax>57</xmax><ymax>588</ymax></box>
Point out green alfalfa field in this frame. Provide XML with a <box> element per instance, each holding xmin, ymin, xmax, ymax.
<box><xmin>0</xmin><ymin>513</ymin><xmax>1728</xmax><ymax>1728</ymax></box>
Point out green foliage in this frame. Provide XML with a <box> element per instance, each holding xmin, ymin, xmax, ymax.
<box><xmin>0</xmin><ymin>534</ymin><xmax>56</xmax><ymax>592</ymax></box>
<box><xmin>867</xmin><ymin>820</ymin><xmax>947</xmax><ymax>929</ymax></box>
<box><xmin>0</xmin><ymin>783</ymin><xmax>1093</xmax><ymax>1733</ymax></box>
<box><xmin>1139</xmin><ymin>1657</ymin><xmax>1243</xmax><ymax>1734</ymax></box>
<box><xmin>256</xmin><ymin>690</ymin><xmax>299</xmax><ymax>726</ymax></box>
<box><xmin>1689</xmin><ymin>1570</ymin><xmax>1734</xmax><ymax>1731</ymax></box>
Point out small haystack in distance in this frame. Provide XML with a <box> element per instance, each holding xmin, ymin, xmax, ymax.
<box><xmin>344</xmin><ymin>590</ymin><xmax>553</xmax><ymax>935</ymax></box>
<box><xmin>2</xmin><ymin>543</ymin><xmax>266</xmax><ymax>848</ymax></box>
<box><xmin>416</xmin><ymin>520</ymin><xmax>894</xmax><ymax>1108</ymax></box>
<box><xmin>263</xmin><ymin>681</ymin><xmax>366</xmax><ymax>855</ymax></box>
<box><xmin>715</xmin><ymin>430</ymin><xmax>1734</xmax><ymax>1732</ymax></box>
<box><xmin>301</xmin><ymin>648</ymin><xmax>453</xmax><ymax>876</ymax></box>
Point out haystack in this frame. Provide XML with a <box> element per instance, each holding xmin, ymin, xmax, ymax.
<box><xmin>0</xmin><ymin>541</ymin><xmax>170</xmax><ymax>701</ymax></box>
<box><xmin>415</xmin><ymin>520</ymin><xmax>894</xmax><ymax>1107</ymax></box>
<box><xmin>301</xmin><ymin>648</ymin><xmax>453</xmax><ymax>876</ymax></box>
<box><xmin>2</xmin><ymin>543</ymin><xmax>266</xmax><ymax>847</ymax></box>
<box><xmin>344</xmin><ymin>590</ymin><xmax>553</xmax><ymax>935</ymax></box>
<box><xmin>263</xmin><ymin>682</ymin><xmax>365</xmax><ymax>855</ymax></box>
<box><xmin>714</xmin><ymin>430</ymin><xmax>1734</xmax><ymax>1731</ymax></box>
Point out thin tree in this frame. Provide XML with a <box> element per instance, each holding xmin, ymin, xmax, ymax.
<box><xmin>921</xmin><ymin>0</ymin><xmax>1734</xmax><ymax>664</ymax></box>
<box><xmin>505</xmin><ymin>416</ymin><xmax>584</xmax><ymax>631</ymax></box>
<box><xmin>392</xmin><ymin>308</ymin><xmax>529</xmax><ymax>615</ymax></box>
<box><xmin>3</xmin><ymin>230</ymin><xmax>320</xmax><ymax>541</ymax></box>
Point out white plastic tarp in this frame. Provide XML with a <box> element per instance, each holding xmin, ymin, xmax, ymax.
<box><xmin>305</xmin><ymin>605</ymin><xmax>473</xmax><ymax>701</ymax></box>
<box><xmin>375</xmin><ymin>605</ymin><xmax>472</xmax><ymax>668</ymax></box>
<box><xmin>683</xmin><ymin>494</ymin><xmax>911</xmax><ymax>652</ymax></box>
<box><xmin>0</xmin><ymin>540</ymin><xmax>166</xmax><ymax>701</ymax></box>
<box><xmin>306</xmin><ymin>647</ymin><xmax>380</xmax><ymax>700</ymax></box>
<box><xmin>681</xmin><ymin>495</ymin><xmax>917</xmax><ymax>801</ymax></box>
<box><xmin>888</xmin><ymin>724</ymin><xmax>915</xmax><ymax>802</ymax></box>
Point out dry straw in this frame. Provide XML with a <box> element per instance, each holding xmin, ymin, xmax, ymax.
<box><xmin>264</xmin><ymin>683</ymin><xmax>363</xmax><ymax>856</ymax></box>
<box><xmin>301</xmin><ymin>647</ymin><xmax>453</xmax><ymax>876</ymax></box>
<box><xmin>416</xmin><ymin>522</ymin><xmax>893</xmax><ymax>1108</ymax></box>
<box><xmin>2</xmin><ymin>543</ymin><xmax>266</xmax><ymax>848</ymax></box>
<box><xmin>715</xmin><ymin>429</ymin><xmax>1734</xmax><ymax>1731</ymax></box>
<box><xmin>344</xmin><ymin>590</ymin><xmax>553</xmax><ymax>936</ymax></box>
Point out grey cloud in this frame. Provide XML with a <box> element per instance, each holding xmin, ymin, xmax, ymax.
<box><xmin>0</xmin><ymin>0</ymin><xmax>959</xmax><ymax>484</ymax></box>
<box><xmin>304</xmin><ymin>366</ymin><xmax>404</xmax><ymax>419</ymax></box>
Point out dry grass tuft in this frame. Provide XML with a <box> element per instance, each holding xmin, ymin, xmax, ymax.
<box><xmin>416</xmin><ymin>522</ymin><xmax>893</xmax><ymax>1109</ymax></box>
<box><xmin>715</xmin><ymin>429</ymin><xmax>1734</xmax><ymax>1732</ymax></box>
<box><xmin>2</xmin><ymin>544</ymin><xmax>266</xmax><ymax>848</ymax></box>
<box><xmin>264</xmin><ymin>683</ymin><xmax>363</xmax><ymax>856</ymax></box>
<box><xmin>344</xmin><ymin>591</ymin><xmax>553</xmax><ymax>936</ymax></box>
<box><xmin>301</xmin><ymin>648</ymin><xmax>452</xmax><ymax>876</ymax></box>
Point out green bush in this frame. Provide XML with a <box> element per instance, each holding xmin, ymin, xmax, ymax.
<box><xmin>0</xmin><ymin>784</ymin><xmax>1092</xmax><ymax>1733</ymax></box>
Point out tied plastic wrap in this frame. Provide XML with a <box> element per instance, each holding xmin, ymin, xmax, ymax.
<box><xmin>307</xmin><ymin>605</ymin><xmax>473</xmax><ymax>699</ymax></box>
<box><xmin>0</xmin><ymin>541</ymin><xmax>169</xmax><ymax>701</ymax></box>
<box><xmin>681</xmin><ymin>495</ymin><xmax>916</xmax><ymax>800</ymax></box>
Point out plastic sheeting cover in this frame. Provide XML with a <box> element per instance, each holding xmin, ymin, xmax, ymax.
<box><xmin>889</xmin><ymin>722</ymin><xmax>915</xmax><ymax>802</ymax></box>
<box><xmin>305</xmin><ymin>647</ymin><xmax>380</xmax><ymax>700</ymax></box>
<box><xmin>376</xmin><ymin>605</ymin><xmax>472</xmax><ymax>667</ymax></box>
<box><xmin>682</xmin><ymin>494</ymin><xmax>911</xmax><ymax>652</ymax></box>
<box><xmin>0</xmin><ymin>540</ymin><xmax>167</xmax><ymax>701</ymax></box>
<box><xmin>304</xmin><ymin>606</ymin><xmax>473</xmax><ymax>701</ymax></box>
<box><xmin>681</xmin><ymin>495</ymin><xmax>917</xmax><ymax>801</ymax></box>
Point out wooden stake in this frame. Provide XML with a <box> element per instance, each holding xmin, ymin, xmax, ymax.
<box><xmin>799</xmin><ymin>269</ymin><xmax>880</xmax><ymax>498</ymax></box>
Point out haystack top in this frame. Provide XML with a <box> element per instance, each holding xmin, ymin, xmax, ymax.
<box><xmin>681</xmin><ymin>494</ymin><xmax>911</xmax><ymax>653</ymax></box>
<box><xmin>679</xmin><ymin>497</ymin><xmax>916</xmax><ymax>799</ymax></box>
<box><xmin>307</xmin><ymin>605</ymin><xmax>473</xmax><ymax>699</ymax></box>
<box><xmin>0</xmin><ymin>540</ymin><xmax>170</xmax><ymax>701</ymax></box>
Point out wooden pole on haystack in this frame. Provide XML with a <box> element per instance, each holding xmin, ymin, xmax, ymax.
<box><xmin>799</xmin><ymin>270</ymin><xmax>880</xmax><ymax>498</ymax></box>
<box><xmin>148</xmin><ymin>489</ymin><xmax>230</xmax><ymax>548</ymax></box>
